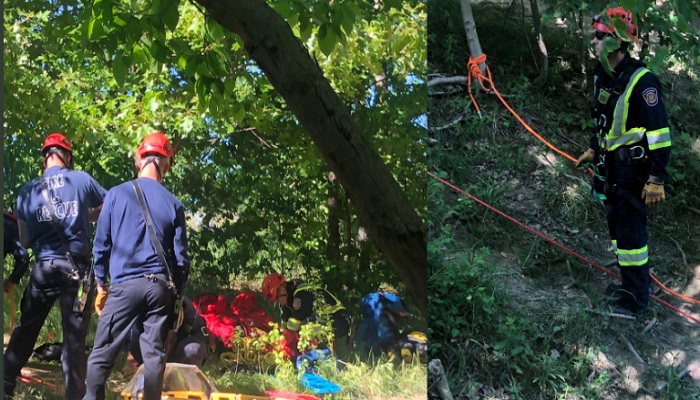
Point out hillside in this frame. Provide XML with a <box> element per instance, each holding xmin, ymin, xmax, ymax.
<box><xmin>427</xmin><ymin>1</ymin><xmax>700</xmax><ymax>399</ymax></box>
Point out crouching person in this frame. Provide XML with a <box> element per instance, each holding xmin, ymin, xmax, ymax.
<box><xmin>125</xmin><ymin>296</ymin><xmax>211</xmax><ymax>373</ymax></box>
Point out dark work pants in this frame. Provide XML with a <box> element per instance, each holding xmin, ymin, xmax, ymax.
<box><xmin>3</xmin><ymin>258</ymin><xmax>92</xmax><ymax>400</ymax></box>
<box><xmin>83</xmin><ymin>274</ymin><xmax>172</xmax><ymax>400</ymax></box>
<box><xmin>608</xmin><ymin>163</ymin><xmax>651</xmax><ymax>313</ymax></box>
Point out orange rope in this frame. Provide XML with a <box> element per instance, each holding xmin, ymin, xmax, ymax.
<box><xmin>467</xmin><ymin>55</ymin><xmax>578</xmax><ymax>163</ymax></box>
<box><xmin>651</xmin><ymin>275</ymin><xmax>700</xmax><ymax>305</ymax></box>
<box><xmin>465</xmin><ymin>54</ymin><xmax>700</xmax><ymax>306</ymax></box>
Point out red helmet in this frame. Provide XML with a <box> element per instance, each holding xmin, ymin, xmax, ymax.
<box><xmin>42</xmin><ymin>133</ymin><xmax>73</xmax><ymax>153</ymax></box>
<box><xmin>592</xmin><ymin>6</ymin><xmax>638</xmax><ymax>42</ymax></box>
<box><xmin>262</xmin><ymin>273</ymin><xmax>286</xmax><ymax>302</ymax></box>
<box><xmin>137</xmin><ymin>132</ymin><xmax>174</xmax><ymax>162</ymax></box>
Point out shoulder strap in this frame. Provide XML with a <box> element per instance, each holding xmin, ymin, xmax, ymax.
<box><xmin>40</xmin><ymin>177</ymin><xmax>79</xmax><ymax>273</ymax></box>
<box><xmin>131</xmin><ymin>180</ymin><xmax>176</xmax><ymax>290</ymax></box>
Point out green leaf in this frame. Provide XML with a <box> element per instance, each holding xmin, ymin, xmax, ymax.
<box><xmin>205</xmin><ymin>51</ymin><xmax>228</xmax><ymax>77</ymax></box>
<box><xmin>299</xmin><ymin>17</ymin><xmax>312</xmax><ymax>42</ymax></box>
<box><xmin>113</xmin><ymin>53</ymin><xmax>129</xmax><ymax>87</ymax></box>
<box><xmin>113</xmin><ymin>15</ymin><xmax>127</xmax><ymax>28</ymax></box>
<box><xmin>620</xmin><ymin>0</ymin><xmax>637</xmax><ymax>13</ymax></box>
<box><xmin>126</xmin><ymin>17</ymin><xmax>142</xmax><ymax>40</ymax></box>
<box><xmin>206</xmin><ymin>18</ymin><xmax>226</xmax><ymax>42</ymax></box>
<box><xmin>232</xmin><ymin>102</ymin><xmax>246</xmax><ymax>123</ymax></box>
<box><xmin>493</xmin><ymin>341</ymin><xmax>506</xmax><ymax>351</ymax></box>
<box><xmin>132</xmin><ymin>44</ymin><xmax>149</xmax><ymax>65</ymax></box>
<box><xmin>87</xmin><ymin>17</ymin><xmax>97</xmax><ymax>39</ymax></box>
<box><xmin>272</xmin><ymin>0</ymin><xmax>296</xmax><ymax>19</ymax></box>
<box><xmin>162</xmin><ymin>0</ymin><xmax>180</xmax><ymax>31</ymax></box>
<box><xmin>318</xmin><ymin>24</ymin><xmax>336</xmax><ymax>56</ymax></box>
<box><xmin>339</xmin><ymin>3</ymin><xmax>356</xmax><ymax>35</ymax></box>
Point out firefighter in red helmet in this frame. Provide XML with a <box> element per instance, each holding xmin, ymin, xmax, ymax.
<box><xmin>4</xmin><ymin>133</ymin><xmax>107</xmax><ymax>399</ymax></box>
<box><xmin>576</xmin><ymin>5</ymin><xmax>671</xmax><ymax>317</ymax></box>
<box><xmin>262</xmin><ymin>273</ymin><xmax>352</xmax><ymax>358</ymax></box>
<box><xmin>85</xmin><ymin>132</ymin><xmax>190</xmax><ymax>400</ymax></box>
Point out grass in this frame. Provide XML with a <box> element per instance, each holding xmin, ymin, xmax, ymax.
<box><xmin>5</xmin><ymin>351</ymin><xmax>426</xmax><ymax>400</ymax></box>
<box><xmin>3</xmin><ymin>275</ymin><xmax>426</xmax><ymax>400</ymax></box>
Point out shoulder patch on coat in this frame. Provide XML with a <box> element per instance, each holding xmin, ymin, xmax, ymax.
<box><xmin>642</xmin><ymin>87</ymin><xmax>658</xmax><ymax>107</ymax></box>
<box><xmin>293</xmin><ymin>297</ymin><xmax>302</xmax><ymax>310</ymax></box>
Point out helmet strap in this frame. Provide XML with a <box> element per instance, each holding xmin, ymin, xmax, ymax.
<box><xmin>139</xmin><ymin>156</ymin><xmax>163</xmax><ymax>180</ymax></box>
<box><xmin>43</xmin><ymin>148</ymin><xmax>73</xmax><ymax>169</ymax></box>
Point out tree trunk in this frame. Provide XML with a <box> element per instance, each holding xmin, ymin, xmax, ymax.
<box><xmin>460</xmin><ymin>0</ymin><xmax>485</xmax><ymax>79</ymax></box>
<box><xmin>356</xmin><ymin>225</ymin><xmax>371</xmax><ymax>288</ymax></box>
<box><xmin>530</xmin><ymin>0</ymin><xmax>549</xmax><ymax>87</ymax></box>
<box><xmin>194</xmin><ymin>0</ymin><xmax>427</xmax><ymax>316</ymax></box>
<box><xmin>577</xmin><ymin>9</ymin><xmax>587</xmax><ymax>90</ymax></box>
<box><xmin>326</xmin><ymin>171</ymin><xmax>341</xmax><ymax>267</ymax></box>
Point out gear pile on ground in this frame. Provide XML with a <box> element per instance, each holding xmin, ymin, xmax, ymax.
<box><xmin>192</xmin><ymin>291</ymin><xmax>274</xmax><ymax>348</ymax></box>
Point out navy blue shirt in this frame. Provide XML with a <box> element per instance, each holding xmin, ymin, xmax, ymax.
<box><xmin>93</xmin><ymin>177</ymin><xmax>190</xmax><ymax>288</ymax></box>
<box><xmin>16</xmin><ymin>166</ymin><xmax>107</xmax><ymax>260</ymax></box>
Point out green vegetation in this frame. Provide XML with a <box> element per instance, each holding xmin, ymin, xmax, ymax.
<box><xmin>428</xmin><ymin>0</ymin><xmax>700</xmax><ymax>398</ymax></box>
<box><xmin>3</xmin><ymin>0</ymin><xmax>426</xmax><ymax>398</ymax></box>
<box><xmin>6</xmin><ymin>352</ymin><xmax>426</xmax><ymax>400</ymax></box>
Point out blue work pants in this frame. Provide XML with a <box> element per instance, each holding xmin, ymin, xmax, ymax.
<box><xmin>83</xmin><ymin>274</ymin><xmax>172</xmax><ymax>400</ymax></box>
<box><xmin>608</xmin><ymin>162</ymin><xmax>651</xmax><ymax>313</ymax></box>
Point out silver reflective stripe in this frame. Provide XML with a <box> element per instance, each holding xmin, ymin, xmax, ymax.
<box><xmin>618</xmin><ymin>245</ymin><xmax>649</xmax><ymax>267</ymax></box>
<box><xmin>607</xmin><ymin>67</ymin><xmax>649</xmax><ymax>151</ymax></box>
<box><xmin>607</xmin><ymin>128</ymin><xmax>645</xmax><ymax>150</ymax></box>
<box><xmin>647</xmin><ymin>127</ymin><xmax>672</xmax><ymax>150</ymax></box>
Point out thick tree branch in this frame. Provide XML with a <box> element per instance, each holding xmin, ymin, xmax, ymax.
<box><xmin>193</xmin><ymin>0</ymin><xmax>427</xmax><ymax>315</ymax></box>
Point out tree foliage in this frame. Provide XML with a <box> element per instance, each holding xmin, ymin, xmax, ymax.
<box><xmin>4</xmin><ymin>0</ymin><xmax>427</xmax><ymax>313</ymax></box>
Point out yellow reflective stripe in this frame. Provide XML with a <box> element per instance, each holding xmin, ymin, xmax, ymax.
<box><xmin>606</xmin><ymin>128</ymin><xmax>645</xmax><ymax>151</ymax></box>
<box><xmin>617</xmin><ymin>245</ymin><xmax>649</xmax><ymax>267</ymax></box>
<box><xmin>611</xmin><ymin>240</ymin><xmax>617</xmax><ymax>253</ymax></box>
<box><xmin>287</xmin><ymin>318</ymin><xmax>302</xmax><ymax>332</ymax></box>
<box><xmin>647</xmin><ymin>127</ymin><xmax>671</xmax><ymax>150</ymax></box>
<box><xmin>606</xmin><ymin>67</ymin><xmax>651</xmax><ymax>152</ymax></box>
<box><xmin>612</xmin><ymin>68</ymin><xmax>648</xmax><ymax>137</ymax></box>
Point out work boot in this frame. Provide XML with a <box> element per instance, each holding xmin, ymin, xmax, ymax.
<box><xmin>605</xmin><ymin>284</ymin><xmax>628</xmax><ymax>301</ymax></box>
<box><xmin>601</xmin><ymin>298</ymin><xmax>643</xmax><ymax>319</ymax></box>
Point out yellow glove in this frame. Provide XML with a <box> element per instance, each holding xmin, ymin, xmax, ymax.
<box><xmin>575</xmin><ymin>148</ymin><xmax>595</xmax><ymax>168</ymax></box>
<box><xmin>95</xmin><ymin>286</ymin><xmax>108</xmax><ymax>316</ymax></box>
<box><xmin>642</xmin><ymin>176</ymin><xmax>666</xmax><ymax>207</ymax></box>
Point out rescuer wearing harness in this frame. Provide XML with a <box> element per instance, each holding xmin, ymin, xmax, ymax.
<box><xmin>84</xmin><ymin>132</ymin><xmax>190</xmax><ymax>400</ymax></box>
<box><xmin>262</xmin><ymin>273</ymin><xmax>352</xmax><ymax>357</ymax></box>
<box><xmin>4</xmin><ymin>133</ymin><xmax>107</xmax><ymax>399</ymax></box>
<box><xmin>3</xmin><ymin>212</ymin><xmax>30</xmax><ymax>294</ymax></box>
<box><xmin>575</xmin><ymin>6</ymin><xmax>671</xmax><ymax>316</ymax></box>
<box><xmin>127</xmin><ymin>296</ymin><xmax>211</xmax><ymax>370</ymax></box>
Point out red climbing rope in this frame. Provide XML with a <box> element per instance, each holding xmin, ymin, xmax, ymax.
<box><xmin>428</xmin><ymin>171</ymin><xmax>700</xmax><ymax>325</ymax></box>
<box><xmin>463</xmin><ymin>54</ymin><xmax>700</xmax><ymax>307</ymax></box>
<box><xmin>467</xmin><ymin>55</ymin><xmax>578</xmax><ymax>163</ymax></box>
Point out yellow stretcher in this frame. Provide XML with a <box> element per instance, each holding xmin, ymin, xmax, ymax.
<box><xmin>120</xmin><ymin>363</ymin><xmax>269</xmax><ymax>400</ymax></box>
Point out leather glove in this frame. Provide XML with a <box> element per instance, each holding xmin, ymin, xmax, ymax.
<box><xmin>642</xmin><ymin>175</ymin><xmax>666</xmax><ymax>207</ymax></box>
<box><xmin>575</xmin><ymin>148</ymin><xmax>595</xmax><ymax>168</ymax></box>
<box><xmin>95</xmin><ymin>286</ymin><xmax>108</xmax><ymax>316</ymax></box>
